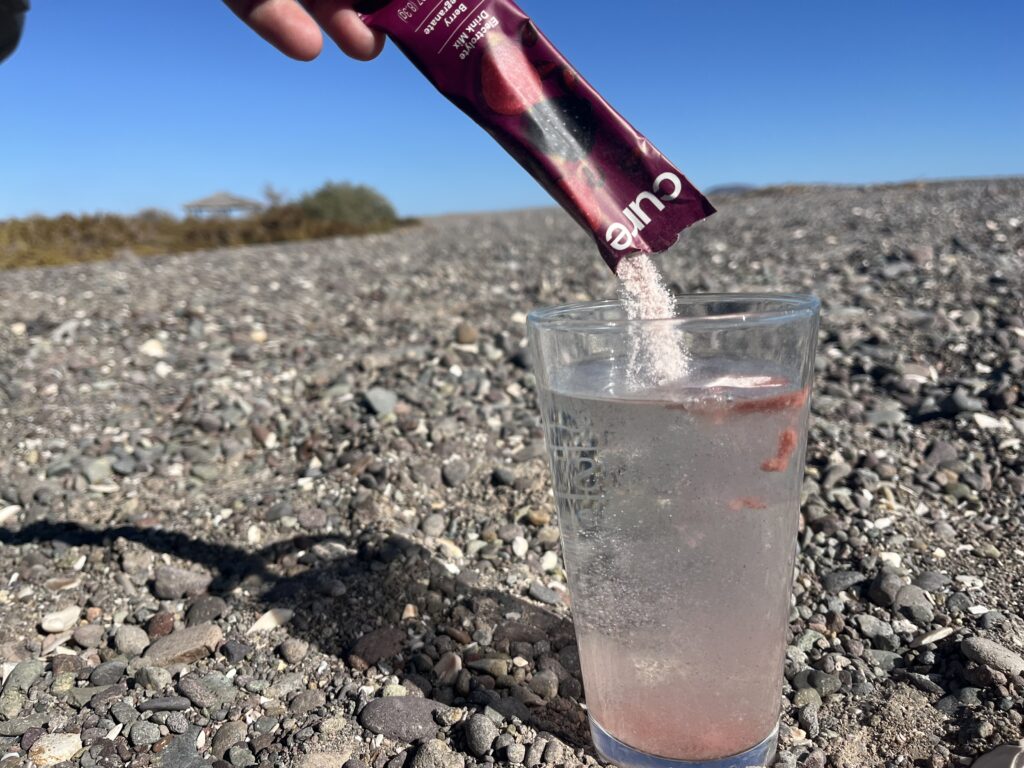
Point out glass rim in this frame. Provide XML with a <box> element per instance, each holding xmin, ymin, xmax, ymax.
<box><xmin>527</xmin><ymin>293</ymin><xmax>821</xmax><ymax>333</ymax></box>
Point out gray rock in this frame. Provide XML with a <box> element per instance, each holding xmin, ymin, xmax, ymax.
<box><xmin>136</xmin><ymin>666</ymin><xmax>173</xmax><ymax>692</ymax></box>
<box><xmin>228</xmin><ymin>745</ymin><xmax>257</xmax><ymax>767</ymax></box>
<box><xmin>420</xmin><ymin>513</ymin><xmax>447</xmax><ymax>538</ymax></box>
<box><xmin>290</xmin><ymin>689</ymin><xmax>326</xmax><ymax>715</ymax></box>
<box><xmin>852</xmin><ymin>614</ymin><xmax>898</xmax><ymax>650</ymax></box>
<box><xmin>89</xmin><ymin>660</ymin><xmax>128</xmax><ymax>686</ymax></box>
<box><xmin>465</xmin><ymin>714</ymin><xmax>498</xmax><ymax>757</ymax></box>
<box><xmin>528</xmin><ymin>669</ymin><xmax>559</xmax><ymax>700</ymax></box>
<box><xmin>212</xmin><ymin>720</ymin><xmax>249</xmax><ymax>759</ymax></box>
<box><xmin>505</xmin><ymin>744</ymin><xmax>526</xmax><ymax>764</ymax></box>
<box><xmin>359</xmin><ymin>697</ymin><xmax>449</xmax><ymax>742</ymax></box>
<box><xmin>365</xmin><ymin>387</ymin><xmax>398</xmax><ymax>415</ymax></box>
<box><xmin>144</xmin><ymin>623</ymin><xmax>223</xmax><ymax>666</ymax></box>
<box><xmin>166</xmin><ymin>711</ymin><xmax>190</xmax><ymax>734</ymax></box>
<box><xmin>153</xmin><ymin>564</ymin><xmax>213</xmax><ymax>600</ymax></box>
<box><xmin>138</xmin><ymin>695</ymin><xmax>192</xmax><ymax>712</ymax></box>
<box><xmin>822</xmin><ymin>570</ymin><xmax>867</xmax><ymax>593</ymax></box>
<box><xmin>147</xmin><ymin>726</ymin><xmax>204</xmax><ymax>767</ymax></box>
<box><xmin>177</xmin><ymin>672</ymin><xmax>236</xmax><ymax>709</ymax></box>
<box><xmin>115</xmin><ymin>624</ymin><xmax>151</xmax><ymax>656</ymax></box>
<box><xmin>893</xmin><ymin>585</ymin><xmax>934</xmax><ymax>625</ymax></box>
<box><xmin>0</xmin><ymin>712</ymin><xmax>48</xmax><ymax>737</ymax></box>
<box><xmin>3</xmin><ymin>660</ymin><xmax>45</xmax><ymax>692</ymax></box>
<box><xmin>186</xmin><ymin>595</ymin><xmax>228</xmax><ymax>625</ymax></box>
<box><xmin>868</xmin><ymin>571</ymin><xmax>904</xmax><ymax>607</ymax></box>
<box><xmin>278</xmin><ymin>637</ymin><xmax>310</xmax><ymax>664</ymax></box>
<box><xmin>72</xmin><ymin>624</ymin><xmax>106</xmax><ymax>649</ymax></box>
<box><xmin>409</xmin><ymin>740</ymin><xmax>464</xmax><ymax>768</ymax></box>
<box><xmin>913</xmin><ymin>571</ymin><xmax>951</xmax><ymax>592</ymax></box>
<box><xmin>961</xmin><ymin>637</ymin><xmax>1024</xmax><ymax>676</ymax></box>
<box><xmin>442</xmin><ymin>459</ymin><xmax>471</xmax><ymax>487</ymax></box>
<box><xmin>111</xmin><ymin>700</ymin><xmax>140</xmax><ymax>725</ymax></box>
<box><xmin>82</xmin><ymin>457</ymin><xmax>113</xmax><ymax>484</ymax></box>
<box><xmin>130</xmin><ymin>719</ymin><xmax>162</xmax><ymax>747</ymax></box>
<box><xmin>971</xmin><ymin>745</ymin><xmax>1024</xmax><ymax>768</ymax></box>
<box><xmin>527</xmin><ymin>582</ymin><xmax>561</xmax><ymax>606</ymax></box>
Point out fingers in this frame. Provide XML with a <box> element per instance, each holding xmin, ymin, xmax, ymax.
<box><xmin>306</xmin><ymin>0</ymin><xmax>386</xmax><ymax>61</ymax></box>
<box><xmin>224</xmin><ymin>0</ymin><xmax>323</xmax><ymax>61</ymax></box>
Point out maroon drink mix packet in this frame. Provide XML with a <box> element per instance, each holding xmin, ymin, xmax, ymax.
<box><xmin>357</xmin><ymin>0</ymin><xmax>715</xmax><ymax>272</ymax></box>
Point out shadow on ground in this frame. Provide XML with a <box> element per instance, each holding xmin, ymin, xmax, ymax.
<box><xmin>0</xmin><ymin>521</ymin><xmax>589</xmax><ymax>751</ymax></box>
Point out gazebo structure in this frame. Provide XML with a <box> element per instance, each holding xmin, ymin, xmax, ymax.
<box><xmin>183</xmin><ymin>192</ymin><xmax>262</xmax><ymax>219</ymax></box>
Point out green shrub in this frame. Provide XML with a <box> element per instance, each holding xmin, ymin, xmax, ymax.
<box><xmin>298</xmin><ymin>182</ymin><xmax>398</xmax><ymax>229</ymax></box>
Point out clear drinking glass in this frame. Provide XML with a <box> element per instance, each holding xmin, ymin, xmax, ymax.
<box><xmin>528</xmin><ymin>294</ymin><xmax>820</xmax><ymax>768</ymax></box>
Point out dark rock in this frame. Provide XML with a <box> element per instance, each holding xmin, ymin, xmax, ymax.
<box><xmin>822</xmin><ymin>570</ymin><xmax>867</xmax><ymax>593</ymax></box>
<box><xmin>358</xmin><ymin>697</ymin><xmax>450</xmax><ymax>742</ymax></box>
<box><xmin>893</xmin><ymin>585</ymin><xmax>935</xmax><ymax>625</ymax></box>
<box><xmin>349</xmin><ymin>626</ymin><xmax>406</xmax><ymax>670</ymax></box>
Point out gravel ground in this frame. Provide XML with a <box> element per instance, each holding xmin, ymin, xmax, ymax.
<box><xmin>1</xmin><ymin>178</ymin><xmax>1023</xmax><ymax>768</ymax></box>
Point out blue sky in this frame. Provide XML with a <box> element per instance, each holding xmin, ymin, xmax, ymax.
<box><xmin>1</xmin><ymin>1</ymin><xmax>1021</xmax><ymax>219</ymax></box>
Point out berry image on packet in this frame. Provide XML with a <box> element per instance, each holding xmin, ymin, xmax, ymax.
<box><xmin>356</xmin><ymin>0</ymin><xmax>715</xmax><ymax>272</ymax></box>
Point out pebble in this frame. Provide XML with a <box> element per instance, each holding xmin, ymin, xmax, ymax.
<box><xmin>144</xmin><ymin>623</ymin><xmax>224</xmax><ymax>666</ymax></box>
<box><xmin>358</xmin><ymin>697</ymin><xmax>449</xmax><ymax>742</ymax></box>
<box><xmin>130</xmin><ymin>719</ymin><xmax>162</xmax><ymax>747</ymax></box>
<box><xmin>247</xmin><ymin>607</ymin><xmax>294</xmax><ymax>633</ymax></box>
<box><xmin>279</xmin><ymin>637</ymin><xmax>310</xmax><ymax>664</ymax></box>
<box><xmin>961</xmin><ymin>637</ymin><xmax>1024</xmax><ymax>676</ymax></box>
<box><xmin>41</xmin><ymin>606</ymin><xmax>81</xmax><ymax>633</ymax></box>
<box><xmin>868</xmin><ymin>571</ymin><xmax>904</xmax><ymax>607</ymax></box>
<box><xmin>178</xmin><ymin>672</ymin><xmax>236</xmax><ymax>709</ymax></box>
<box><xmin>90</xmin><ymin>660</ymin><xmax>127</xmax><ymax>686</ymax></box>
<box><xmin>465</xmin><ymin>714</ymin><xmax>498</xmax><ymax>757</ymax></box>
<box><xmin>228</xmin><ymin>745</ymin><xmax>257</xmax><ymax>767</ymax></box>
<box><xmin>455</xmin><ymin>322</ymin><xmax>479</xmax><ymax>344</ymax></box>
<box><xmin>185</xmin><ymin>595</ymin><xmax>228</xmax><ymax>626</ymax></box>
<box><xmin>153</xmin><ymin>564</ymin><xmax>213</xmax><ymax>599</ymax></box>
<box><xmin>138</xmin><ymin>696</ymin><xmax>191</xmax><ymax>712</ymax></box>
<box><xmin>410</xmin><ymin>739</ymin><xmax>465</xmax><ymax>768</ymax></box>
<box><xmin>212</xmin><ymin>720</ymin><xmax>249</xmax><ymax>759</ymax></box>
<box><xmin>421</xmin><ymin>513</ymin><xmax>447</xmax><ymax>538</ymax></box>
<box><xmin>511</xmin><ymin>536</ymin><xmax>529</xmax><ymax>558</ymax></box>
<box><xmin>27</xmin><ymin>733</ymin><xmax>82</xmax><ymax>766</ymax></box>
<box><xmin>0</xmin><ymin>713</ymin><xmax>48</xmax><ymax>737</ymax></box>
<box><xmin>971</xmin><ymin>745</ymin><xmax>1024</xmax><ymax>768</ymax></box>
<box><xmin>442</xmin><ymin>459</ymin><xmax>471</xmax><ymax>487</ymax></box>
<box><xmin>528</xmin><ymin>582</ymin><xmax>561</xmax><ymax>606</ymax></box>
<box><xmin>289</xmin><ymin>689</ymin><xmax>326</xmax><ymax>715</ymax></box>
<box><xmin>115</xmin><ymin>624</ymin><xmax>151</xmax><ymax>656</ymax></box>
<box><xmin>893</xmin><ymin>585</ymin><xmax>935</xmax><ymax>625</ymax></box>
<box><xmin>505</xmin><ymin>743</ymin><xmax>526</xmax><ymax>764</ymax></box>
<box><xmin>136</xmin><ymin>666</ymin><xmax>173</xmax><ymax>693</ymax></box>
<box><xmin>528</xmin><ymin>669</ymin><xmax>559</xmax><ymax>699</ymax></box>
<box><xmin>823</xmin><ymin>570</ymin><xmax>867</xmax><ymax>593</ymax></box>
<box><xmin>365</xmin><ymin>387</ymin><xmax>398</xmax><ymax>416</ymax></box>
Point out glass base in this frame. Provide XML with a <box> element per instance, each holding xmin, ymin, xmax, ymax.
<box><xmin>590</xmin><ymin>716</ymin><xmax>779</xmax><ymax>768</ymax></box>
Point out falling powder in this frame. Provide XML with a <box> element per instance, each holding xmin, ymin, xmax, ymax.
<box><xmin>617</xmin><ymin>254</ymin><xmax>688</xmax><ymax>388</ymax></box>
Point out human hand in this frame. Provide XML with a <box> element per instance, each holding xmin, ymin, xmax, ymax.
<box><xmin>224</xmin><ymin>0</ymin><xmax>385</xmax><ymax>61</ymax></box>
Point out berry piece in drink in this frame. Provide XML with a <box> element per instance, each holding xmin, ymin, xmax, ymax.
<box><xmin>761</xmin><ymin>428</ymin><xmax>798</xmax><ymax>472</ymax></box>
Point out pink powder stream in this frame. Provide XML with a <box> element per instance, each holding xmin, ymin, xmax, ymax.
<box><xmin>617</xmin><ymin>255</ymin><xmax>688</xmax><ymax>388</ymax></box>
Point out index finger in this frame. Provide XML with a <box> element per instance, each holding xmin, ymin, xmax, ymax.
<box><xmin>224</xmin><ymin>0</ymin><xmax>324</xmax><ymax>61</ymax></box>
